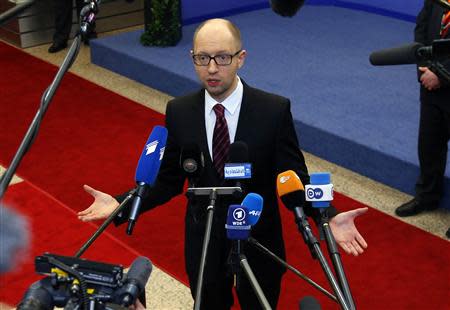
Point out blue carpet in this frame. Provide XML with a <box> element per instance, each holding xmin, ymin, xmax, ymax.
<box><xmin>91</xmin><ymin>5</ymin><xmax>450</xmax><ymax>209</ymax></box>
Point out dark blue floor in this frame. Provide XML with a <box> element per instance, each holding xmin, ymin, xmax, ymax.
<box><xmin>91</xmin><ymin>5</ymin><xmax>450</xmax><ymax>208</ymax></box>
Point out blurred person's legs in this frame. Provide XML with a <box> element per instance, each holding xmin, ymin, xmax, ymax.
<box><xmin>396</xmin><ymin>102</ymin><xmax>450</xmax><ymax>220</ymax></box>
<box><xmin>49</xmin><ymin>0</ymin><xmax>94</xmax><ymax>53</ymax></box>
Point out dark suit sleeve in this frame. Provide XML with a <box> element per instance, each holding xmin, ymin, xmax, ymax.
<box><xmin>274</xmin><ymin>100</ymin><xmax>338</xmax><ymax>222</ymax></box>
<box><xmin>414</xmin><ymin>1</ymin><xmax>432</xmax><ymax>82</ymax></box>
<box><xmin>113</xmin><ymin>101</ymin><xmax>186</xmax><ymax>225</ymax></box>
<box><xmin>414</xmin><ymin>0</ymin><xmax>432</xmax><ymax>44</ymax></box>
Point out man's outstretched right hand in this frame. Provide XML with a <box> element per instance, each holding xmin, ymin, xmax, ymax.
<box><xmin>78</xmin><ymin>184</ymin><xmax>119</xmax><ymax>222</ymax></box>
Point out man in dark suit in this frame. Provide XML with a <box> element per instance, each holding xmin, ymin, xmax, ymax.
<box><xmin>78</xmin><ymin>18</ymin><xmax>368</xmax><ymax>309</ymax></box>
<box><xmin>394</xmin><ymin>0</ymin><xmax>450</xmax><ymax>238</ymax></box>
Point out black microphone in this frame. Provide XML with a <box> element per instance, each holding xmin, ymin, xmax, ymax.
<box><xmin>432</xmin><ymin>0</ymin><xmax>450</xmax><ymax>11</ymax></box>
<box><xmin>225</xmin><ymin>141</ymin><xmax>251</xmax><ymax>197</ymax></box>
<box><xmin>369</xmin><ymin>42</ymin><xmax>422</xmax><ymax>66</ymax></box>
<box><xmin>299</xmin><ymin>296</ymin><xmax>322</xmax><ymax>310</ymax></box>
<box><xmin>228</xmin><ymin>141</ymin><xmax>249</xmax><ymax>163</ymax></box>
<box><xmin>369</xmin><ymin>39</ymin><xmax>450</xmax><ymax>66</ymax></box>
<box><xmin>180</xmin><ymin>143</ymin><xmax>204</xmax><ymax>187</ymax></box>
<box><xmin>115</xmin><ymin>257</ymin><xmax>153</xmax><ymax>307</ymax></box>
<box><xmin>270</xmin><ymin>0</ymin><xmax>305</xmax><ymax>17</ymax></box>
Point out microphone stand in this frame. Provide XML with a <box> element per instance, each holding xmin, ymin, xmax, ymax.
<box><xmin>187</xmin><ymin>186</ymin><xmax>242</xmax><ymax>310</ymax></box>
<box><xmin>320</xmin><ymin>212</ymin><xmax>356</xmax><ymax>310</ymax></box>
<box><xmin>295</xmin><ymin>208</ymin><xmax>351</xmax><ymax>310</ymax></box>
<box><xmin>0</xmin><ymin>0</ymin><xmax>35</xmax><ymax>26</ymax></box>
<box><xmin>239</xmin><ymin>254</ymin><xmax>272</xmax><ymax>310</ymax></box>
<box><xmin>227</xmin><ymin>239</ymin><xmax>272</xmax><ymax>309</ymax></box>
<box><xmin>247</xmin><ymin>237</ymin><xmax>337</xmax><ymax>302</ymax></box>
<box><xmin>75</xmin><ymin>188</ymin><xmax>137</xmax><ymax>258</ymax></box>
<box><xmin>0</xmin><ymin>35</ymin><xmax>82</xmax><ymax>201</ymax></box>
<box><xmin>0</xmin><ymin>0</ymin><xmax>97</xmax><ymax>201</ymax></box>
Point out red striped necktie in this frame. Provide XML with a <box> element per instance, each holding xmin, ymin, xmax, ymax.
<box><xmin>212</xmin><ymin>104</ymin><xmax>230</xmax><ymax>178</ymax></box>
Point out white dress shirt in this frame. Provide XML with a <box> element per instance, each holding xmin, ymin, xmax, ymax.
<box><xmin>204</xmin><ymin>77</ymin><xmax>243</xmax><ymax>159</ymax></box>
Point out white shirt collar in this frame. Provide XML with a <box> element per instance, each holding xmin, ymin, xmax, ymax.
<box><xmin>205</xmin><ymin>76</ymin><xmax>243</xmax><ymax>116</ymax></box>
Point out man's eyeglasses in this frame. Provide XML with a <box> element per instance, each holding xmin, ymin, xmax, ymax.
<box><xmin>191</xmin><ymin>50</ymin><xmax>242</xmax><ymax>66</ymax></box>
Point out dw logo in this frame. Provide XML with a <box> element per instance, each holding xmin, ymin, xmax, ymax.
<box><xmin>307</xmin><ymin>188</ymin><xmax>323</xmax><ymax>200</ymax></box>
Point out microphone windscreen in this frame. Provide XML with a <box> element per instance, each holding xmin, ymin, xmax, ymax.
<box><xmin>369</xmin><ymin>42</ymin><xmax>422</xmax><ymax>66</ymax></box>
<box><xmin>277</xmin><ymin>170</ymin><xmax>304</xmax><ymax>196</ymax></box>
<box><xmin>270</xmin><ymin>0</ymin><xmax>305</xmax><ymax>17</ymax></box>
<box><xmin>299</xmin><ymin>296</ymin><xmax>321</xmax><ymax>310</ymax></box>
<box><xmin>126</xmin><ymin>256</ymin><xmax>153</xmax><ymax>291</ymax></box>
<box><xmin>309</xmin><ymin>172</ymin><xmax>332</xmax><ymax>208</ymax></box>
<box><xmin>225</xmin><ymin>205</ymin><xmax>251</xmax><ymax>240</ymax></box>
<box><xmin>135</xmin><ymin>126</ymin><xmax>168</xmax><ymax>186</ymax></box>
<box><xmin>277</xmin><ymin>170</ymin><xmax>305</xmax><ymax>210</ymax></box>
<box><xmin>229</xmin><ymin>141</ymin><xmax>249</xmax><ymax>162</ymax></box>
<box><xmin>310</xmin><ymin>172</ymin><xmax>330</xmax><ymax>185</ymax></box>
<box><xmin>241</xmin><ymin>193</ymin><xmax>263</xmax><ymax>225</ymax></box>
<box><xmin>180</xmin><ymin>143</ymin><xmax>204</xmax><ymax>177</ymax></box>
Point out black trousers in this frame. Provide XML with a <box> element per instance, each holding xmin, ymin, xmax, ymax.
<box><xmin>53</xmin><ymin>0</ymin><xmax>84</xmax><ymax>43</ymax></box>
<box><xmin>415</xmin><ymin>100</ymin><xmax>450</xmax><ymax>206</ymax></box>
<box><xmin>184</xmin><ymin>207</ymin><xmax>285</xmax><ymax>310</ymax></box>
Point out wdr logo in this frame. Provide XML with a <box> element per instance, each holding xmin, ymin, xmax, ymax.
<box><xmin>233</xmin><ymin>208</ymin><xmax>246</xmax><ymax>221</ymax></box>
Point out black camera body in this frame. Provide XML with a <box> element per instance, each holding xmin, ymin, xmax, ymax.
<box><xmin>18</xmin><ymin>253</ymin><xmax>150</xmax><ymax>310</ymax></box>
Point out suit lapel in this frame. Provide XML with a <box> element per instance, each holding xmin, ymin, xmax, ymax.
<box><xmin>191</xmin><ymin>90</ymin><xmax>213</xmax><ymax>167</ymax></box>
<box><xmin>235</xmin><ymin>81</ymin><xmax>255</xmax><ymax>143</ymax></box>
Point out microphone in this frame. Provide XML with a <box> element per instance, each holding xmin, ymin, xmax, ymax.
<box><xmin>180</xmin><ymin>143</ymin><xmax>204</xmax><ymax>187</ymax></box>
<box><xmin>80</xmin><ymin>0</ymin><xmax>99</xmax><ymax>37</ymax></box>
<box><xmin>277</xmin><ymin>170</ymin><xmax>317</xmax><ymax>249</ymax></box>
<box><xmin>270</xmin><ymin>0</ymin><xmax>305</xmax><ymax>17</ymax></box>
<box><xmin>225</xmin><ymin>205</ymin><xmax>251</xmax><ymax>240</ymax></box>
<box><xmin>115</xmin><ymin>256</ymin><xmax>153</xmax><ymax>307</ymax></box>
<box><xmin>369</xmin><ymin>40</ymin><xmax>450</xmax><ymax>66</ymax></box>
<box><xmin>127</xmin><ymin>126</ymin><xmax>168</xmax><ymax>235</ymax></box>
<box><xmin>299</xmin><ymin>296</ymin><xmax>322</xmax><ymax>310</ymax></box>
<box><xmin>224</xmin><ymin>141</ymin><xmax>251</xmax><ymax>197</ymax></box>
<box><xmin>224</xmin><ymin>141</ymin><xmax>251</xmax><ymax>180</ymax></box>
<box><xmin>305</xmin><ymin>173</ymin><xmax>333</xmax><ymax>209</ymax></box>
<box><xmin>241</xmin><ymin>193</ymin><xmax>263</xmax><ymax>226</ymax></box>
<box><xmin>432</xmin><ymin>0</ymin><xmax>450</xmax><ymax>11</ymax></box>
<box><xmin>369</xmin><ymin>42</ymin><xmax>422</xmax><ymax>66</ymax></box>
<box><xmin>276</xmin><ymin>170</ymin><xmax>305</xmax><ymax>211</ymax></box>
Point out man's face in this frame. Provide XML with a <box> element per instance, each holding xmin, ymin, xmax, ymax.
<box><xmin>192</xmin><ymin>23</ymin><xmax>246</xmax><ymax>102</ymax></box>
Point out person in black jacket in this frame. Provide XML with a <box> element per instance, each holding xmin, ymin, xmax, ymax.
<box><xmin>77</xmin><ymin>18</ymin><xmax>368</xmax><ymax>309</ymax></box>
<box><xmin>395</xmin><ymin>0</ymin><xmax>450</xmax><ymax>239</ymax></box>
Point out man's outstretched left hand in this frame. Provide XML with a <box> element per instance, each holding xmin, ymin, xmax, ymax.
<box><xmin>329</xmin><ymin>207</ymin><xmax>368</xmax><ymax>256</ymax></box>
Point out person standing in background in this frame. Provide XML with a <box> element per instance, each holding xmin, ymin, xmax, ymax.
<box><xmin>394</xmin><ymin>0</ymin><xmax>450</xmax><ymax>239</ymax></box>
<box><xmin>48</xmin><ymin>0</ymin><xmax>96</xmax><ymax>53</ymax></box>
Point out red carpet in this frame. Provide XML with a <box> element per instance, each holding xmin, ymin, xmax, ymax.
<box><xmin>0</xmin><ymin>181</ymin><xmax>138</xmax><ymax>305</ymax></box>
<box><xmin>1</xmin><ymin>41</ymin><xmax>449</xmax><ymax>309</ymax></box>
